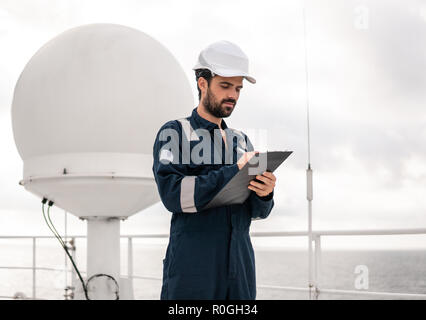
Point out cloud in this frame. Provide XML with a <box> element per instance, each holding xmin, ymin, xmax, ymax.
<box><xmin>1</xmin><ymin>0</ymin><xmax>426</xmax><ymax>245</ymax></box>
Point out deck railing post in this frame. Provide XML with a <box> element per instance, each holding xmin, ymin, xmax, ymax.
<box><xmin>70</xmin><ymin>237</ymin><xmax>76</xmax><ymax>297</ymax></box>
<box><xmin>32</xmin><ymin>237</ymin><xmax>36</xmax><ymax>299</ymax></box>
<box><xmin>128</xmin><ymin>237</ymin><xmax>134</xmax><ymax>280</ymax></box>
<box><xmin>64</xmin><ymin>210</ymin><xmax>68</xmax><ymax>290</ymax></box>
<box><xmin>314</xmin><ymin>235</ymin><xmax>322</xmax><ymax>299</ymax></box>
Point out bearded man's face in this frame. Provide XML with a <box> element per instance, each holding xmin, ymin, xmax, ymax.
<box><xmin>202</xmin><ymin>75</ymin><xmax>243</xmax><ymax>118</ymax></box>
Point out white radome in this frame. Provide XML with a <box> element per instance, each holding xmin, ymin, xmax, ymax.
<box><xmin>12</xmin><ymin>24</ymin><xmax>193</xmax><ymax>218</ymax></box>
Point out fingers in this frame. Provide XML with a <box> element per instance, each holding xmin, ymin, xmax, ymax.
<box><xmin>262</xmin><ymin>171</ymin><xmax>276</xmax><ymax>182</ymax></box>
<box><xmin>248</xmin><ymin>184</ymin><xmax>269</xmax><ymax>197</ymax></box>
<box><xmin>249</xmin><ymin>183</ymin><xmax>272</xmax><ymax>196</ymax></box>
<box><xmin>254</xmin><ymin>172</ymin><xmax>276</xmax><ymax>187</ymax></box>
<box><xmin>255</xmin><ymin>174</ymin><xmax>275</xmax><ymax>187</ymax></box>
<box><xmin>248</xmin><ymin>171</ymin><xmax>276</xmax><ymax>197</ymax></box>
<box><xmin>249</xmin><ymin>178</ymin><xmax>274</xmax><ymax>194</ymax></box>
<box><xmin>249</xmin><ymin>180</ymin><xmax>269</xmax><ymax>190</ymax></box>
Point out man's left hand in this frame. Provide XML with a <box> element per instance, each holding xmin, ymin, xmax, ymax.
<box><xmin>248</xmin><ymin>171</ymin><xmax>276</xmax><ymax>197</ymax></box>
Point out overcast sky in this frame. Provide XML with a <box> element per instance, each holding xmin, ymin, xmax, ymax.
<box><xmin>1</xmin><ymin>0</ymin><xmax>426</xmax><ymax>249</ymax></box>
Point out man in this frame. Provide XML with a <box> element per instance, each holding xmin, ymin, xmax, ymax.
<box><xmin>152</xmin><ymin>40</ymin><xmax>277</xmax><ymax>300</ymax></box>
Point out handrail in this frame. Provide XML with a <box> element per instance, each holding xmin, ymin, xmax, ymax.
<box><xmin>1</xmin><ymin>227</ymin><xmax>426</xmax><ymax>239</ymax></box>
<box><xmin>1</xmin><ymin>229</ymin><xmax>425</xmax><ymax>300</ymax></box>
<box><xmin>251</xmin><ymin>228</ymin><xmax>426</xmax><ymax>237</ymax></box>
<box><xmin>0</xmin><ymin>295</ymin><xmax>47</xmax><ymax>300</ymax></box>
<box><xmin>317</xmin><ymin>288</ymin><xmax>426</xmax><ymax>299</ymax></box>
<box><xmin>0</xmin><ymin>266</ymin><xmax>84</xmax><ymax>273</ymax></box>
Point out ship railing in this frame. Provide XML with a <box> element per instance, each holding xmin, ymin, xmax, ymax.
<box><xmin>1</xmin><ymin>228</ymin><xmax>426</xmax><ymax>300</ymax></box>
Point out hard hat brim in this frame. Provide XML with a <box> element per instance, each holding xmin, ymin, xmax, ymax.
<box><xmin>192</xmin><ymin>64</ymin><xmax>256</xmax><ymax>84</ymax></box>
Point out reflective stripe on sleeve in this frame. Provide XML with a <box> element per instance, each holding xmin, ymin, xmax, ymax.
<box><xmin>180</xmin><ymin>176</ymin><xmax>197</xmax><ymax>213</ymax></box>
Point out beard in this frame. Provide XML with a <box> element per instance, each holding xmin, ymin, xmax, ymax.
<box><xmin>203</xmin><ymin>87</ymin><xmax>236</xmax><ymax>118</ymax></box>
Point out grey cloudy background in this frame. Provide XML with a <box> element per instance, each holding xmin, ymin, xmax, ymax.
<box><xmin>1</xmin><ymin>0</ymin><xmax>426</xmax><ymax>249</ymax></box>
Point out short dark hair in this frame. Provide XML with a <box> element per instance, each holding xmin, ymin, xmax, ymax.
<box><xmin>195</xmin><ymin>69</ymin><xmax>214</xmax><ymax>100</ymax></box>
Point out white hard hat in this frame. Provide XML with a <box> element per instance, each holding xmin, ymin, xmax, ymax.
<box><xmin>193</xmin><ymin>40</ymin><xmax>256</xmax><ymax>84</ymax></box>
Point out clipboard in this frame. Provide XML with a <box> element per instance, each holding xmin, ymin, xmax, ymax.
<box><xmin>203</xmin><ymin>151</ymin><xmax>293</xmax><ymax>210</ymax></box>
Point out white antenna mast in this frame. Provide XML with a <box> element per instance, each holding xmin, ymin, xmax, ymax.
<box><xmin>302</xmin><ymin>3</ymin><xmax>315</xmax><ymax>300</ymax></box>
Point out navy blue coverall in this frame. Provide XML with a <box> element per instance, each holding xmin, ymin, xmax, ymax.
<box><xmin>152</xmin><ymin>107</ymin><xmax>274</xmax><ymax>300</ymax></box>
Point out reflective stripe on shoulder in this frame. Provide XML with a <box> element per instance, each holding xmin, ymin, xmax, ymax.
<box><xmin>180</xmin><ymin>176</ymin><xmax>197</xmax><ymax>213</ymax></box>
<box><xmin>178</xmin><ymin>118</ymin><xmax>200</xmax><ymax>141</ymax></box>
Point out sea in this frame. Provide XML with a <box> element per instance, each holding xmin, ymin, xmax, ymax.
<box><xmin>1</xmin><ymin>240</ymin><xmax>426</xmax><ymax>300</ymax></box>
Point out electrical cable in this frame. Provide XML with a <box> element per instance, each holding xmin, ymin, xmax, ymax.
<box><xmin>41</xmin><ymin>200</ymin><xmax>64</xmax><ymax>246</ymax></box>
<box><xmin>86</xmin><ymin>274</ymin><xmax>119</xmax><ymax>300</ymax></box>
<box><xmin>47</xmin><ymin>206</ymin><xmax>86</xmax><ymax>287</ymax></box>
<box><xmin>41</xmin><ymin>198</ymin><xmax>89</xmax><ymax>300</ymax></box>
<box><xmin>41</xmin><ymin>198</ymin><xmax>119</xmax><ymax>300</ymax></box>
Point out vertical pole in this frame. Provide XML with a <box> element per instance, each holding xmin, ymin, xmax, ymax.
<box><xmin>86</xmin><ymin>217</ymin><xmax>120</xmax><ymax>299</ymax></box>
<box><xmin>128</xmin><ymin>237</ymin><xmax>133</xmax><ymax>280</ymax></box>
<box><xmin>127</xmin><ymin>237</ymin><xmax>135</xmax><ymax>299</ymax></box>
<box><xmin>70</xmin><ymin>237</ymin><xmax>76</xmax><ymax>297</ymax></box>
<box><xmin>64</xmin><ymin>210</ymin><xmax>68</xmax><ymax>290</ymax></box>
<box><xmin>314</xmin><ymin>235</ymin><xmax>321</xmax><ymax>299</ymax></box>
<box><xmin>308</xmin><ymin>203</ymin><xmax>313</xmax><ymax>299</ymax></box>
<box><xmin>32</xmin><ymin>237</ymin><xmax>36</xmax><ymax>299</ymax></box>
<box><xmin>307</xmin><ymin>165</ymin><xmax>313</xmax><ymax>299</ymax></box>
<box><xmin>302</xmin><ymin>2</ymin><xmax>314</xmax><ymax>300</ymax></box>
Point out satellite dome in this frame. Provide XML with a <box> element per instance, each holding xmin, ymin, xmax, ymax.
<box><xmin>11</xmin><ymin>24</ymin><xmax>194</xmax><ymax>218</ymax></box>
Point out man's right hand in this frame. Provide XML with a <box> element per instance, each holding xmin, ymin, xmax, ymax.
<box><xmin>237</xmin><ymin>151</ymin><xmax>258</xmax><ymax>170</ymax></box>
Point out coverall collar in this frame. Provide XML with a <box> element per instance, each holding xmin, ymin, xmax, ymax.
<box><xmin>191</xmin><ymin>107</ymin><xmax>229</xmax><ymax>132</ymax></box>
